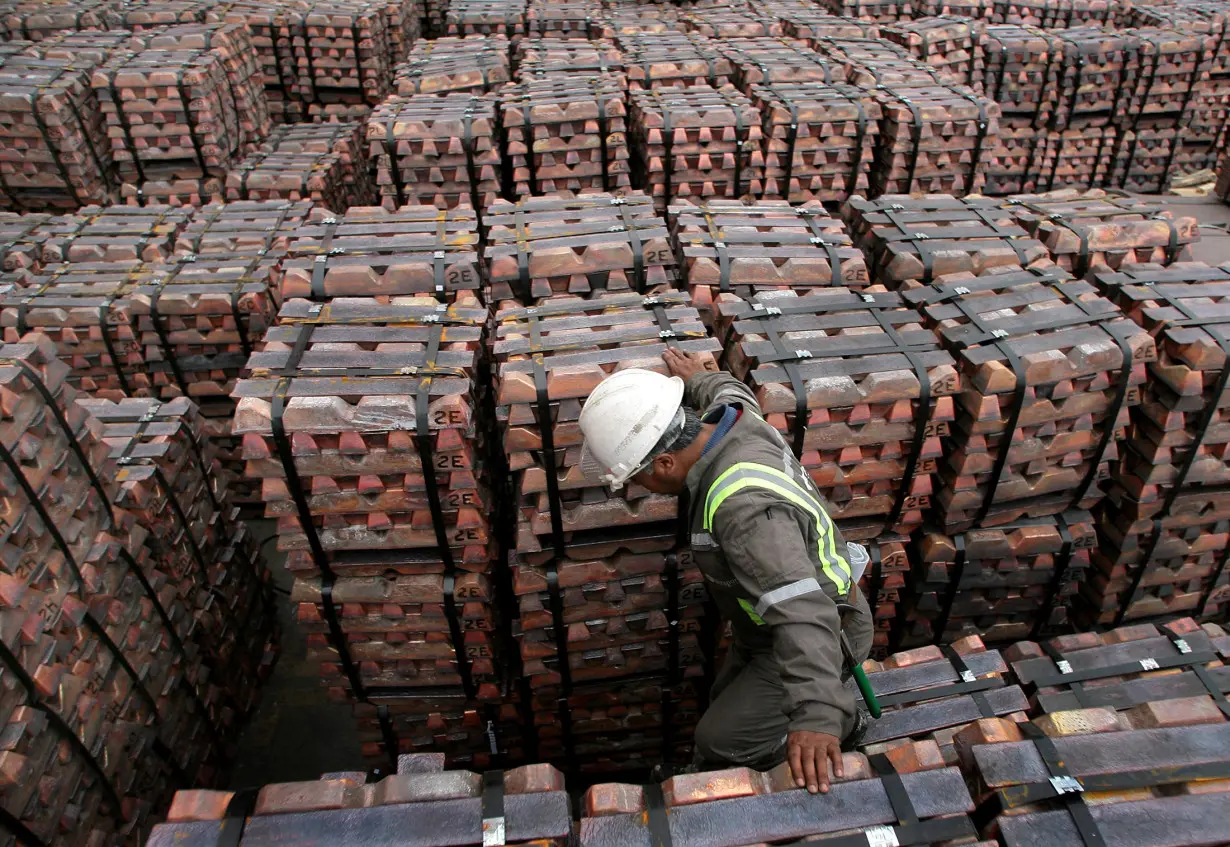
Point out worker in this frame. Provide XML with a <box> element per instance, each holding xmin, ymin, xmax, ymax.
<box><xmin>578</xmin><ymin>348</ymin><xmax>874</xmax><ymax>795</ymax></box>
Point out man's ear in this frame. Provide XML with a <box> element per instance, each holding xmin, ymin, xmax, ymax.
<box><xmin>654</xmin><ymin>452</ymin><xmax>677</xmax><ymax>476</ymax></box>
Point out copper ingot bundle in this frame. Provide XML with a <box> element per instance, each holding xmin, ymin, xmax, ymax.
<box><xmin>368</xmin><ymin>93</ymin><xmax>501</xmax><ymax>211</ymax></box>
<box><xmin>751</xmin><ymin>81</ymin><xmax>880</xmax><ymax>202</ymax></box>
<box><xmin>525</xmin><ymin>0</ymin><xmax>602</xmax><ymax>38</ymax></box>
<box><xmin>670</xmin><ymin>200</ymin><xmax>871</xmax><ymax>317</ymax></box>
<box><xmin>482</xmin><ymin>193</ymin><xmax>675</xmax><ymax>303</ymax></box>
<box><xmin>234</xmin><ymin>294</ymin><xmax>511</xmax><ymax>767</ymax></box>
<box><xmin>893</xmin><ymin>257</ymin><xmax>1152</xmax><ymax>534</ymax></box>
<box><xmin>0</xmin><ymin>50</ymin><xmax>115</xmax><ymax>210</ymax></box>
<box><xmin>393</xmin><ymin>35</ymin><xmax>512</xmax><ymax>96</ymax></box>
<box><xmin>899</xmin><ymin>512</ymin><xmax>1095</xmax><ymax>647</ymax></box>
<box><xmin>681</xmin><ymin>7</ymin><xmax>784</xmax><ymax>38</ymax></box>
<box><xmin>0</xmin><ymin>0</ymin><xmax>118</xmax><ymax>41</ymax></box>
<box><xmin>500</xmin><ymin>74</ymin><xmax>631</xmax><ymax>197</ymax></box>
<box><xmin>716</xmin><ymin>35</ymin><xmax>842</xmax><ymax>89</ymax></box>
<box><xmin>711</xmin><ymin>285</ymin><xmax>957</xmax><ymax>542</ymax></box>
<box><xmin>629</xmin><ymin>83</ymin><xmax>765</xmax><ymax>212</ymax></box>
<box><xmin>445</xmin><ymin>0</ymin><xmax>528</xmax><ymax>37</ymax></box>
<box><xmin>147</xmin><ymin>759</ymin><xmax>572</xmax><ymax>847</ymax></box>
<box><xmin>618</xmin><ymin>32</ymin><xmax>735</xmax><ymax>89</ymax></box>
<box><xmin>1086</xmin><ymin>262</ymin><xmax>1230</xmax><ymax>626</ymax></box>
<box><xmin>227</xmin><ymin>121</ymin><xmax>375</xmax><ymax>208</ymax></box>
<box><xmin>275</xmin><ymin>204</ymin><xmax>481</xmax><ymax>300</ymax></box>
<box><xmin>515</xmin><ymin>37</ymin><xmax>625</xmax><ymax>82</ymax></box>
<box><xmin>881</xmin><ymin>14</ymin><xmax>988</xmax><ymax>88</ymax></box>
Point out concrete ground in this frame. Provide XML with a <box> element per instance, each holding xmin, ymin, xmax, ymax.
<box><xmin>226</xmin><ymin>194</ymin><xmax>1230</xmax><ymax>791</ymax></box>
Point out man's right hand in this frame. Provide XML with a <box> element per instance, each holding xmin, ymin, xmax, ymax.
<box><xmin>787</xmin><ymin>730</ymin><xmax>844</xmax><ymax>794</ymax></box>
<box><xmin>663</xmin><ymin>347</ymin><xmax>708</xmax><ymax>382</ymax></box>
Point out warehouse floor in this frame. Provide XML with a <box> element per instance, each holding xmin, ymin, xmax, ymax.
<box><xmin>226</xmin><ymin>195</ymin><xmax>1230</xmax><ymax>792</ymax></box>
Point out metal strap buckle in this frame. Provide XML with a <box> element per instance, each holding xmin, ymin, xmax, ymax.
<box><xmin>861</xmin><ymin>294</ymin><xmax>876</xmax><ymax>302</ymax></box>
<box><xmin>1050</xmin><ymin>776</ymin><xmax>1083</xmax><ymax>795</ymax></box>
<box><xmin>959</xmin><ymin>670</ymin><xmax>976</xmax><ymax>683</ymax></box>
<box><xmin>1056</xmin><ymin>659</ymin><xmax>1073</xmax><ymax>674</ymax></box>
<box><xmin>991</xmin><ymin>329</ymin><xmax>1010</xmax><ymax>339</ymax></box>
<box><xmin>794</xmin><ymin>348</ymin><xmax>812</xmax><ymax>359</ymax></box>
<box><xmin>1140</xmin><ymin>658</ymin><xmax>1161</xmax><ymax>671</ymax></box>
<box><xmin>659</xmin><ymin>330</ymin><xmax>677</xmax><ymax>339</ymax></box>
<box><xmin>953</xmin><ymin>286</ymin><xmax>971</xmax><ymax>295</ymax></box>
<box><xmin>434</xmin><ymin>250</ymin><xmax>446</xmax><ymax>259</ymax></box>
<box><xmin>482</xmin><ymin>817</ymin><xmax>506</xmax><ymax>847</ymax></box>
<box><xmin>865</xmin><ymin>826</ymin><xmax>900</xmax><ymax>847</ymax></box>
<box><xmin>1174</xmin><ymin>639</ymin><xmax>1192</xmax><ymax>654</ymax></box>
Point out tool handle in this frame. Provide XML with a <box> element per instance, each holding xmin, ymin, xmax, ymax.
<box><xmin>852</xmin><ymin>666</ymin><xmax>881</xmax><ymax>719</ymax></box>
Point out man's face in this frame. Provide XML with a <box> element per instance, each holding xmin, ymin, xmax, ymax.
<box><xmin>631</xmin><ymin>453</ymin><xmax>688</xmax><ymax>495</ymax></box>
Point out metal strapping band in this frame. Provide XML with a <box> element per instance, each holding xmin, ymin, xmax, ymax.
<box><xmin>1031</xmin><ymin>513</ymin><xmax>1075</xmax><ymax>640</ymax></box>
<box><xmin>645</xmin><ymin>782</ymin><xmax>673</xmax><ymax>847</ymax></box>
<box><xmin>932</xmin><ymin>535</ymin><xmax>966</xmax><ymax>645</ymax></box>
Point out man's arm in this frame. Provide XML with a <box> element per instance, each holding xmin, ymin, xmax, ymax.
<box><xmin>663</xmin><ymin>348</ymin><xmax>762</xmax><ymax>414</ymax></box>
<box><xmin>711</xmin><ymin>493</ymin><xmax>852</xmax><ymax>793</ymax></box>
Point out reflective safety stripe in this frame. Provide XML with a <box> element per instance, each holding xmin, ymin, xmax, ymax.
<box><xmin>691</xmin><ymin>531</ymin><xmax>718</xmax><ymax>549</ymax></box>
<box><xmin>755</xmin><ymin>577</ymin><xmax>822</xmax><ymax>616</ymax></box>
<box><xmin>738</xmin><ymin>597</ymin><xmax>766</xmax><ymax>626</ymax></box>
<box><xmin>704</xmin><ymin>462</ymin><xmax>851</xmax><ymax>595</ymax></box>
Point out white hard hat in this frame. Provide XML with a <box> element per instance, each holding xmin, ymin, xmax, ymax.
<box><xmin>578</xmin><ymin>368</ymin><xmax>686</xmax><ymax>490</ymax></box>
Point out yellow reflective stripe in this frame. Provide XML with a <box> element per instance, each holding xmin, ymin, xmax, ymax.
<box><xmin>704</xmin><ymin>467</ymin><xmax>850</xmax><ymax>595</ymax></box>
<box><xmin>738</xmin><ymin>597</ymin><xmax>766</xmax><ymax>626</ymax></box>
<box><xmin>738</xmin><ymin>464</ymin><xmax>851</xmax><ymax>584</ymax></box>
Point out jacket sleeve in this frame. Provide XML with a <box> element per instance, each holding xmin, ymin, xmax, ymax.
<box><xmin>710</xmin><ymin>490</ymin><xmax>852</xmax><ymax>738</ymax></box>
<box><xmin>684</xmin><ymin>370</ymin><xmax>762</xmax><ymax>416</ymax></box>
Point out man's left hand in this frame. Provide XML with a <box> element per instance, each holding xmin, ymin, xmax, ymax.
<box><xmin>787</xmin><ymin>730</ymin><xmax>843</xmax><ymax>794</ymax></box>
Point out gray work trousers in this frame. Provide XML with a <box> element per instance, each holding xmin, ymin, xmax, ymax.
<box><xmin>692</xmin><ymin>597</ymin><xmax>875</xmax><ymax>771</ymax></box>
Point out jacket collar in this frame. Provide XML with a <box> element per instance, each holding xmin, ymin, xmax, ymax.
<box><xmin>685</xmin><ymin>402</ymin><xmax>747</xmax><ymax>500</ymax></box>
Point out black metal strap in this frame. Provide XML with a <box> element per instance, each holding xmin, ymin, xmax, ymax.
<box><xmin>932</xmin><ymin>535</ymin><xmax>966</xmax><ymax>645</ymax></box>
<box><xmin>462</xmin><ymin>97</ymin><xmax>483</xmax><ymax>214</ymax></box>
<box><xmin>615</xmin><ymin>201</ymin><xmax>646</xmax><ymax>293</ymax></box>
<box><xmin>482</xmin><ymin>770</ymin><xmax>507</xmax><ymax>846</ymax></box>
<box><xmin>1160</xmin><ymin>629</ymin><xmax>1230</xmax><ymax>720</ymax></box>
<box><xmin>1031</xmin><ymin>513</ymin><xmax>1075</xmax><ymax>640</ymax></box>
<box><xmin>383</xmin><ymin>117</ymin><xmax>407</xmax><ymax>207</ymax></box>
<box><xmin>174</xmin><ymin>72</ymin><xmax>208</xmax><ymax>178</ymax></box>
<box><xmin>0</xmin><ymin>804</ymin><xmax>48</xmax><ymax>847</ymax></box>
<box><xmin>864</xmin><ymin>543</ymin><xmax>883</xmax><ymax>622</ymax></box>
<box><xmin>662</xmin><ymin>105</ymin><xmax>674</xmax><ymax>209</ymax></box>
<box><xmin>595</xmin><ymin>78</ymin><xmax>611</xmax><ymax>192</ymax></box>
<box><xmin>701</xmin><ymin>210</ymin><xmax>732</xmax><ymax>293</ymax></box>
<box><xmin>148</xmin><ymin>270</ymin><xmax>193</xmax><ymax>400</ymax></box>
<box><xmin>108</xmin><ymin>73</ymin><xmax>146</xmax><ymax>185</ymax></box>
<box><xmin>1018</xmin><ymin>724</ymin><xmax>1105</xmax><ymax>847</ymax></box>
<box><xmin>645</xmin><ymin>782</ymin><xmax>672</xmax><ymax>847</ymax></box>
<box><xmin>940</xmin><ymin>645</ymin><xmax>996</xmax><ymax>717</ymax></box>
<box><xmin>660</xmin><ymin>488</ymin><xmax>688</xmax><ymax>763</ymax></box>
<box><xmin>522</xmin><ymin>94</ymin><xmax>538</xmax><ymax>196</ymax></box>
<box><xmin>215</xmin><ymin>788</ymin><xmax>258</xmax><ymax>847</ymax></box>
<box><xmin>310</xmin><ymin>217</ymin><xmax>341</xmax><ymax>299</ymax></box>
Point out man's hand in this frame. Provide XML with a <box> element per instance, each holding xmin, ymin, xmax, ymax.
<box><xmin>663</xmin><ymin>347</ymin><xmax>708</xmax><ymax>382</ymax></box>
<box><xmin>787</xmin><ymin>731</ymin><xmax>844</xmax><ymax>794</ymax></box>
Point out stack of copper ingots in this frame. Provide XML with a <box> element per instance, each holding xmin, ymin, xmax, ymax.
<box><xmin>880</xmin><ymin>15</ymin><xmax>988</xmax><ymax>88</ymax></box>
<box><xmin>629</xmin><ymin>84</ymin><xmax>764</xmax><ymax>212</ymax></box>
<box><xmin>515</xmin><ymin>37</ymin><xmax>626</xmax><ymax>81</ymax></box>
<box><xmin>286</xmin><ymin>0</ymin><xmax>398</xmax><ymax>110</ymax></box>
<box><xmin>500</xmin><ymin>74</ymin><xmax>631</xmax><ymax>197</ymax></box>
<box><xmin>393</xmin><ymin>35</ymin><xmax>513</xmax><ymax>96</ymax></box>
<box><xmin>485</xmin><ymin>193</ymin><xmax>719</xmax><ymax>775</ymax></box>
<box><xmin>1108</xmin><ymin>28</ymin><xmax>1216</xmax><ymax>192</ymax></box>
<box><xmin>918</xmin><ymin>0</ymin><xmax>995</xmax><ymax>17</ymax></box>
<box><xmin>0</xmin><ymin>335</ymin><xmax>276</xmax><ymax>846</ymax></box>
<box><xmin>749</xmin><ymin>80</ymin><xmax>879</xmax><ymax>203</ymax></box>
<box><xmin>368</xmin><ymin>93</ymin><xmax>501</xmax><ymax>210</ymax></box>
<box><xmin>1086</xmin><ymin>262</ymin><xmax>1230</xmax><ymax>626</ymax></box>
<box><xmin>482</xmin><ymin>193</ymin><xmax>674</xmax><ymax>301</ymax></box>
<box><xmin>897</xmin><ymin>512</ymin><xmax>1096</xmax><ymax>648</ymax></box>
<box><xmin>596</xmin><ymin>5</ymin><xmax>680</xmax><ymax>39</ymax></box>
<box><xmin>1128</xmin><ymin>4</ymin><xmax>1230</xmax><ymax>180</ymax></box>
<box><xmin>990</xmin><ymin>0</ymin><xmax>1121</xmax><ymax>28</ymax></box>
<box><xmin>525</xmin><ymin>0</ymin><xmax>600</xmax><ymax>38</ymax></box>
<box><xmin>579</xmin><ymin>747</ymin><xmax>980</xmax><ymax>844</ymax></box>
<box><xmin>1032</xmin><ymin>27</ymin><xmax>1139</xmax><ymax>192</ymax></box>
<box><xmin>0</xmin><ymin>49</ymin><xmax>115</xmax><ymax>210</ymax></box>
<box><xmin>962</xmin><ymin>618</ymin><xmax>1230</xmax><ymax>847</ymax></box>
<box><xmin>493</xmin><ymin>291</ymin><xmax>719</xmax><ymax>775</ymax></box>
<box><xmin>234</xmin><ymin>293</ymin><xmax>515</xmax><ymax>769</ymax></box>
<box><xmin>716</xmin><ymin>35</ymin><xmax>842</xmax><ymax>89</ymax></box>
<box><xmin>979</xmin><ymin>23</ymin><xmax>1063</xmax><ymax>194</ymax></box>
<box><xmin>680</xmin><ymin>6</ymin><xmax>784</xmax><ymax>38</ymax></box>
<box><xmin>89</xmin><ymin>23</ymin><xmax>271</xmax><ymax>206</ymax></box>
<box><xmin>846</xmin><ymin>196</ymin><xmax>1159</xmax><ymax>535</ymax></box>
<box><xmin>618</xmin><ymin>32</ymin><xmax>735</xmax><ymax>89</ymax></box>
<box><xmin>870</xmin><ymin>81</ymin><xmax>1000</xmax><ymax>196</ymax></box>
<box><xmin>820</xmin><ymin>0</ymin><xmax>917</xmax><ymax>21</ymax></box>
<box><xmin>0</xmin><ymin>0</ymin><xmax>118</xmax><ymax>40</ymax></box>
<box><xmin>994</xmin><ymin>190</ymin><xmax>1201</xmax><ymax>275</ymax></box>
<box><xmin>857</xmin><ymin>636</ymin><xmax>1030</xmax><ymax>763</ymax></box>
<box><xmin>79</xmin><ymin>394</ymin><xmax>279</xmax><ymax>727</ymax></box>
<box><xmin>669</xmin><ymin>199</ymin><xmax>870</xmax><ymax>319</ymax></box>
<box><xmin>147</xmin><ymin>758</ymin><xmax>573</xmax><ymax>847</ymax></box>
<box><xmin>812</xmin><ymin>35</ymin><xmax>945</xmax><ymax>87</ymax></box>
<box><xmin>272</xmin><ymin>204</ymin><xmax>482</xmax><ymax>301</ymax></box>
<box><xmin>776</xmin><ymin>10</ymin><xmax>881</xmax><ymax>46</ymax></box>
<box><xmin>380</xmin><ymin>0</ymin><xmax>421</xmax><ymax>62</ymax></box>
<box><xmin>445</xmin><ymin>0</ymin><xmax>527</xmax><ymax>37</ymax></box>
<box><xmin>227</xmin><ymin>121</ymin><xmax>374</xmax><ymax>208</ymax></box>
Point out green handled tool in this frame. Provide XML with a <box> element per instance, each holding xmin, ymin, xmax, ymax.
<box><xmin>837</xmin><ymin>604</ymin><xmax>881</xmax><ymax>719</ymax></box>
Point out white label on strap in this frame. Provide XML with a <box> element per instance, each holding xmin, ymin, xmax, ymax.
<box><xmin>959</xmin><ymin>670</ymin><xmax>977</xmax><ymax>684</ymax></box>
<box><xmin>1174</xmin><ymin>639</ymin><xmax>1192</xmax><ymax>654</ymax></box>
<box><xmin>1140</xmin><ymin>658</ymin><xmax>1161</xmax><ymax>671</ymax></box>
<box><xmin>483</xmin><ymin>818</ymin><xmax>506</xmax><ymax>847</ymax></box>
<box><xmin>865</xmin><ymin>826</ymin><xmax>900</xmax><ymax>847</ymax></box>
<box><xmin>1056</xmin><ymin>660</ymin><xmax>1074</xmax><ymax>675</ymax></box>
<box><xmin>1050</xmin><ymin>776</ymin><xmax>1083</xmax><ymax>795</ymax></box>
